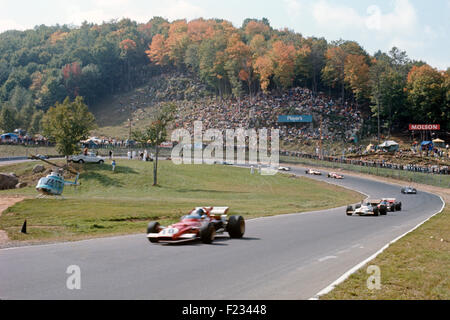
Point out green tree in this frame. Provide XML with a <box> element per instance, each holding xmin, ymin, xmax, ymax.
<box><xmin>0</xmin><ymin>105</ymin><xmax>19</xmax><ymax>132</ymax></box>
<box><xmin>406</xmin><ymin>64</ymin><xmax>447</xmax><ymax>128</ymax></box>
<box><xmin>132</xmin><ymin>102</ymin><xmax>176</xmax><ymax>186</ymax></box>
<box><xmin>41</xmin><ymin>96</ymin><xmax>97</xmax><ymax>162</ymax></box>
<box><xmin>29</xmin><ymin>109</ymin><xmax>44</xmax><ymax>135</ymax></box>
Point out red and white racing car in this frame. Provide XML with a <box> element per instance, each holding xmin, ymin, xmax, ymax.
<box><xmin>147</xmin><ymin>207</ymin><xmax>245</xmax><ymax>244</ymax></box>
<box><xmin>381</xmin><ymin>198</ymin><xmax>402</xmax><ymax>211</ymax></box>
<box><xmin>327</xmin><ymin>172</ymin><xmax>344</xmax><ymax>179</ymax></box>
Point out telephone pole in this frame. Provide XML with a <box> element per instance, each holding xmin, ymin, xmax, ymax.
<box><xmin>319</xmin><ymin>115</ymin><xmax>323</xmax><ymax>159</ymax></box>
<box><xmin>128</xmin><ymin>118</ymin><xmax>132</xmax><ymax>151</ymax></box>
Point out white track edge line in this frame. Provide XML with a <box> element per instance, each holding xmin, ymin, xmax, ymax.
<box><xmin>309</xmin><ymin>194</ymin><xmax>446</xmax><ymax>300</ymax></box>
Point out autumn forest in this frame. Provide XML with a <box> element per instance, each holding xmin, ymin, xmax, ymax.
<box><xmin>0</xmin><ymin>17</ymin><xmax>448</xmax><ymax>134</ymax></box>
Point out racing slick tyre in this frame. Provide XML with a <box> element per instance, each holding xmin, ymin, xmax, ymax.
<box><xmin>147</xmin><ymin>222</ymin><xmax>160</xmax><ymax>243</ymax></box>
<box><xmin>200</xmin><ymin>223</ymin><xmax>216</xmax><ymax>244</ymax></box>
<box><xmin>346</xmin><ymin>206</ymin><xmax>353</xmax><ymax>216</ymax></box>
<box><xmin>373</xmin><ymin>208</ymin><xmax>379</xmax><ymax>216</ymax></box>
<box><xmin>380</xmin><ymin>206</ymin><xmax>387</xmax><ymax>215</ymax></box>
<box><xmin>355</xmin><ymin>204</ymin><xmax>361</xmax><ymax>209</ymax></box>
<box><xmin>396</xmin><ymin>202</ymin><xmax>402</xmax><ymax>211</ymax></box>
<box><xmin>227</xmin><ymin>215</ymin><xmax>245</xmax><ymax>238</ymax></box>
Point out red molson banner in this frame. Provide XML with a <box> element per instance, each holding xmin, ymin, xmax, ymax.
<box><xmin>409</xmin><ymin>124</ymin><xmax>440</xmax><ymax>130</ymax></box>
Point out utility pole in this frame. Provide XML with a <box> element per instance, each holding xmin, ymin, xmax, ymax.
<box><xmin>319</xmin><ymin>115</ymin><xmax>323</xmax><ymax>159</ymax></box>
<box><xmin>377</xmin><ymin>80</ymin><xmax>381</xmax><ymax>147</ymax></box>
<box><xmin>128</xmin><ymin>118</ymin><xmax>132</xmax><ymax>151</ymax></box>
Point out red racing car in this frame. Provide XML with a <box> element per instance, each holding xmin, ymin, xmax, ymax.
<box><xmin>327</xmin><ymin>172</ymin><xmax>344</xmax><ymax>179</ymax></box>
<box><xmin>147</xmin><ymin>207</ymin><xmax>245</xmax><ymax>244</ymax></box>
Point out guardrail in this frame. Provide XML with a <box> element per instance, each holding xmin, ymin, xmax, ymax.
<box><xmin>280</xmin><ymin>152</ymin><xmax>450</xmax><ymax>189</ymax></box>
<box><xmin>0</xmin><ymin>156</ymin><xmax>28</xmax><ymax>162</ymax></box>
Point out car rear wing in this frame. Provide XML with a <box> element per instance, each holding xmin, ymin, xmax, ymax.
<box><xmin>196</xmin><ymin>207</ymin><xmax>229</xmax><ymax>215</ymax></box>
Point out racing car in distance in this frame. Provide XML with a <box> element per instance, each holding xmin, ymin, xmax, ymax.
<box><xmin>305</xmin><ymin>168</ymin><xmax>322</xmax><ymax>175</ymax></box>
<box><xmin>327</xmin><ymin>172</ymin><xmax>344</xmax><ymax>179</ymax></box>
<box><xmin>278</xmin><ymin>166</ymin><xmax>291</xmax><ymax>171</ymax></box>
<box><xmin>346</xmin><ymin>199</ymin><xmax>387</xmax><ymax>216</ymax></box>
<box><xmin>147</xmin><ymin>207</ymin><xmax>245</xmax><ymax>244</ymax></box>
<box><xmin>401</xmin><ymin>186</ymin><xmax>417</xmax><ymax>194</ymax></box>
<box><xmin>381</xmin><ymin>198</ymin><xmax>402</xmax><ymax>211</ymax></box>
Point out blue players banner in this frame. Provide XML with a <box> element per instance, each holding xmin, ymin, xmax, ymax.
<box><xmin>277</xmin><ymin>115</ymin><xmax>313</xmax><ymax>123</ymax></box>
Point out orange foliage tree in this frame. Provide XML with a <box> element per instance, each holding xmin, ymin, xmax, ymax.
<box><xmin>344</xmin><ymin>54</ymin><xmax>370</xmax><ymax>101</ymax></box>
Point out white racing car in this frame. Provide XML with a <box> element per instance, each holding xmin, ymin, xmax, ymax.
<box><xmin>346</xmin><ymin>200</ymin><xmax>383</xmax><ymax>216</ymax></box>
<box><xmin>401</xmin><ymin>186</ymin><xmax>417</xmax><ymax>194</ymax></box>
<box><xmin>305</xmin><ymin>168</ymin><xmax>322</xmax><ymax>175</ymax></box>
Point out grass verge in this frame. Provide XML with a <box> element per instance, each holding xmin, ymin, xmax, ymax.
<box><xmin>0</xmin><ymin>145</ymin><xmax>57</xmax><ymax>158</ymax></box>
<box><xmin>321</xmin><ymin>205</ymin><xmax>449</xmax><ymax>299</ymax></box>
<box><xmin>0</xmin><ymin>160</ymin><xmax>363</xmax><ymax>244</ymax></box>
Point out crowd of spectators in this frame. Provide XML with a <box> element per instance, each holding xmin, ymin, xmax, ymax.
<box><xmin>282</xmin><ymin>150</ymin><xmax>450</xmax><ymax>175</ymax></box>
<box><xmin>0</xmin><ymin>134</ymin><xmax>50</xmax><ymax>146</ymax></box>
<box><xmin>174</xmin><ymin>87</ymin><xmax>363</xmax><ymax>144</ymax></box>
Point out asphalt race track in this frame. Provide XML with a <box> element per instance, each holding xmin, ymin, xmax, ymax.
<box><xmin>0</xmin><ymin>165</ymin><xmax>444</xmax><ymax>299</ymax></box>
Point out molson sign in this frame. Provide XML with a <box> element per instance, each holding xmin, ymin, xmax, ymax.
<box><xmin>409</xmin><ymin>124</ymin><xmax>440</xmax><ymax>130</ymax></box>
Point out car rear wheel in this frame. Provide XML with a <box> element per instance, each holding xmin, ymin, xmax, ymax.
<box><xmin>99</xmin><ymin>160</ymin><xmax>104</xmax><ymax>164</ymax></box>
<box><xmin>78</xmin><ymin>159</ymin><xmax>84</xmax><ymax>164</ymax></box>
<box><xmin>200</xmin><ymin>223</ymin><xmax>216</xmax><ymax>244</ymax></box>
<box><xmin>147</xmin><ymin>222</ymin><xmax>160</xmax><ymax>243</ymax></box>
<box><xmin>227</xmin><ymin>215</ymin><xmax>245</xmax><ymax>238</ymax></box>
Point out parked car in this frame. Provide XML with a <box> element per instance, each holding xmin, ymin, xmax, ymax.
<box><xmin>70</xmin><ymin>152</ymin><xmax>105</xmax><ymax>164</ymax></box>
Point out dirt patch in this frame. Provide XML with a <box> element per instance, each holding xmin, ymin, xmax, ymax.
<box><xmin>0</xmin><ymin>196</ymin><xmax>26</xmax><ymax>244</ymax></box>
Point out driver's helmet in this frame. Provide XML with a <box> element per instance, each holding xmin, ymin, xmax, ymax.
<box><xmin>194</xmin><ymin>208</ymin><xmax>206</xmax><ymax>218</ymax></box>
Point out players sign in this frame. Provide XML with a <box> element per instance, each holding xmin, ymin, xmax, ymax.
<box><xmin>278</xmin><ymin>115</ymin><xmax>313</xmax><ymax>123</ymax></box>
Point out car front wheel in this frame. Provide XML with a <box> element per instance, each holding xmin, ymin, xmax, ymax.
<box><xmin>227</xmin><ymin>215</ymin><xmax>245</xmax><ymax>238</ymax></box>
<box><xmin>346</xmin><ymin>206</ymin><xmax>353</xmax><ymax>216</ymax></box>
<box><xmin>373</xmin><ymin>208</ymin><xmax>379</xmax><ymax>216</ymax></box>
<box><xmin>147</xmin><ymin>222</ymin><xmax>160</xmax><ymax>243</ymax></box>
<box><xmin>200</xmin><ymin>223</ymin><xmax>216</xmax><ymax>244</ymax></box>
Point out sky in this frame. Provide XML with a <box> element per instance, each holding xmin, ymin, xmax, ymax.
<box><xmin>0</xmin><ymin>0</ymin><xmax>448</xmax><ymax>70</ymax></box>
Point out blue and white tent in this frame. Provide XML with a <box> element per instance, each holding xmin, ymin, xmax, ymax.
<box><xmin>0</xmin><ymin>133</ymin><xmax>19</xmax><ymax>142</ymax></box>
